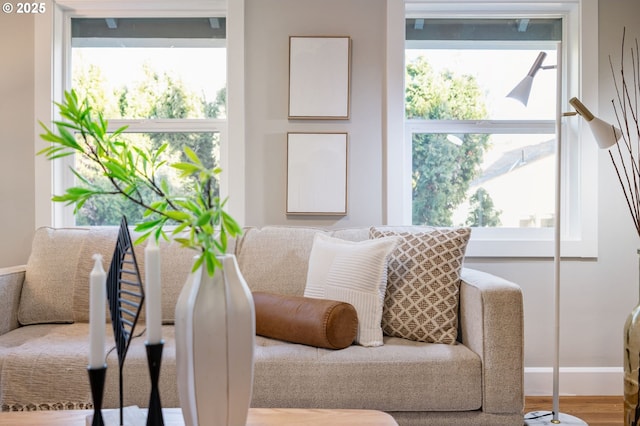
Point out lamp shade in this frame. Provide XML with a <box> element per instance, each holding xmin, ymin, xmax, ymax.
<box><xmin>569</xmin><ymin>97</ymin><xmax>622</xmax><ymax>149</ymax></box>
<box><xmin>506</xmin><ymin>76</ymin><xmax>534</xmax><ymax>106</ymax></box>
<box><xmin>587</xmin><ymin>117</ymin><xmax>622</xmax><ymax>149</ymax></box>
<box><xmin>507</xmin><ymin>52</ymin><xmax>548</xmax><ymax>106</ymax></box>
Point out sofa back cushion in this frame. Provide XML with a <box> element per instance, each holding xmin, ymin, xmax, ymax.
<box><xmin>20</xmin><ymin>227</ymin><xmax>195</xmax><ymax>325</ymax></box>
<box><xmin>155</xmin><ymin>238</ymin><xmax>199</xmax><ymax>323</ymax></box>
<box><xmin>330</xmin><ymin>227</ymin><xmax>369</xmax><ymax>242</ymax></box>
<box><xmin>235</xmin><ymin>226</ymin><xmax>328</xmax><ymax>296</ymax></box>
<box><xmin>72</xmin><ymin>227</ymin><xmax>136</xmax><ymax>323</ymax></box>
<box><xmin>18</xmin><ymin>227</ymin><xmax>89</xmax><ymax>325</ymax></box>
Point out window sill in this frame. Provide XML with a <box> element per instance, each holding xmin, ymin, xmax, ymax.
<box><xmin>465</xmin><ymin>228</ymin><xmax>597</xmax><ymax>258</ymax></box>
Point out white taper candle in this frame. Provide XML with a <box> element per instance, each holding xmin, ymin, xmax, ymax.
<box><xmin>89</xmin><ymin>254</ymin><xmax>106</xmax><ymax>369</ymax></box>
<box><xmin>145</xmin><ymin>238</ymin><xmax>162</xmax><ymax>344</ymax></box>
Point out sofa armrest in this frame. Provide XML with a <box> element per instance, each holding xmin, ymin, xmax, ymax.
<box><xmin>459</xmin><ymin>267</ymin><xmax>524</xmax><ymax>415</ymax></box>
<box><xmin>0</xmin><ymin>265</ymin><xmax>26</xmax><ymax>336</ymax></box>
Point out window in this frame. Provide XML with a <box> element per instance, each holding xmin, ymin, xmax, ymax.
<box><xmin>394</xmin><ymin>1</ymin><xmax>599</xmax><ymax>257</ymax></box>
<box><xmin>407</xmin><ymin>19</ymin><xmax>559</xmax><ymax>228</ymax></box>
<box><xmin>35</xmin><ymin>0</ymin><xmax>245</xmax><ymax>229</ymax></box>
<box><xmin>69</xmin><ymin>18</ymin><xmax>226</xmax><ymax>226</ymax></box>
<box><xmin>57</xmin><ymin>17</ymin><xmax>226</xmax><ymax>226</ymax></box>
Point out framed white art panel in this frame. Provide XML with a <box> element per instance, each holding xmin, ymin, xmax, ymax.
<box><xmin>288</xmin><ymin>36</ymin><xmax>351</xmax><ymax>120</ymax></box>
<box><xmin>286</xmin><ymin>132</ymin><xmax>348</xmax><ymax>215</ymax></box>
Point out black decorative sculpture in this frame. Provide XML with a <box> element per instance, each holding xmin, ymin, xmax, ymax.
<box><xmin>107</xmin><ymin>217</ymin><xmax>145</xmax><ymax>426</ymax></box>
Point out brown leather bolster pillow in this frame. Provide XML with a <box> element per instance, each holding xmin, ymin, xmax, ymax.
<box><xmin>253</xmin><ymin>291</ymin><xmax>358</xmax><ymax>350</ymax></box>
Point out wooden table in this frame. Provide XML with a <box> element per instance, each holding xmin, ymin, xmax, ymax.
<box><xmin>0</xmin><ymin>407</ymin><xmax>399</xmax><ymax>425</ymax></box>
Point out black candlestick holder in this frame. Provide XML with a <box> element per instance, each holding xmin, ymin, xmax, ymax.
<box><xmin>145</xmin><ymin>341</ymin><xmax>164</xmax><ymax>426</ymax></box>
<box><xmin>88</xmin><ymin>365</ymin><xmax>107</xmax><ymax>426</ymax></box>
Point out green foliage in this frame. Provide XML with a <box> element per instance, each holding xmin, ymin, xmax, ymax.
<box><xmin>38</xmin><ymin>90</ymin><xmax>241</xmax><ymax>277</ymax></box>
<box><xmin>406</xmin><ymin>57</ymin><xmax>492</xmax><ymax>226</ymax></box>
<box><xmin>117</xmin><ymin>65</ymin><xmax>204</xmax><ymax>119</ymax></box>
<box><xmin>465</xmin><ymin>188</ymin><xmax>502</xmax><ymax>227</ymax></box>
<box><xmin>69</xmin><ymin>59</ymin><xmax>226</xmax><ymax>226</ymax></box>
<box><xmin>205</xmin><ymin>87</ymin><xmax>227</xmax><ymax>119</ymax></box>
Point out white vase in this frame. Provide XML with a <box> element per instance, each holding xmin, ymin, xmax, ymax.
<box><xmin>175</xmin><ymin>254</ymin><xmax>255</xmax><ymax>426</ymax></box>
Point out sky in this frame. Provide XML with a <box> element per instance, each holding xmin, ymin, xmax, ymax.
<box><xmin>406</xmin><ymin>48</ymin><xmax>558</xmax><ymax>120</ymax></box>
<box><xmin>72</xmin><ymin>47</ymin><xmax>227</xmax><ymax>103</ymax></box>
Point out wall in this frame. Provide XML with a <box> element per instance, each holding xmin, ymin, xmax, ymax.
<box><xmin>0</xmin><ymin>12</ymin><xmax>35</xmax><ymax>268</ymax></box>
<box><xmin>244</xmin><ymin>0</ymin><xmax>386</xmax><ymax>228</ymax></box>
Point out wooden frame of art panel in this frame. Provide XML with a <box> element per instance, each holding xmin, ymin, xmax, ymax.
<box><xmin>286</xmin><ymin>132</ymin><xmax>348</xmax><ymax>215</ymax></box>
<box><xmin>288</xmin><ymin>36</ymin><xmax>351</xmax><ymax>120</ymax></box>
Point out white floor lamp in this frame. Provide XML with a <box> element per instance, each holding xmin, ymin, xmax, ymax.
<box><xmin>508</xmin><ymin>44</ymin><xmax>620</xmax><ymax>425</ymax></box>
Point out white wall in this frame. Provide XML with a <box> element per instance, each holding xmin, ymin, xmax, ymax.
<box><xmin>0</xmin><ymin>12</ymin><xmax>35</xmax><ymax>268</ymax></box>
<box><xmin>244</xmin><ymin>0</ymin><xmax>386</xmax><ymax>228</ymax></box>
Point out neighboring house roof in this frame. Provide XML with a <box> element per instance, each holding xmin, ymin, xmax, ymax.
<box><xmin>472</xmin><ymin>138</ymin><xmax>555</xmax><ymax>186</ymax></box>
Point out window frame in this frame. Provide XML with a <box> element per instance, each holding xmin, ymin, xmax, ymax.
<box><xmin>386</xmin><ymin>0</ymin><xmax>599</xmax><ymax>258</ymax></box>
<box><xmin>34</xmin><ymin>0</ymin><xmax>246</xmax><ymax>229</ymax></box>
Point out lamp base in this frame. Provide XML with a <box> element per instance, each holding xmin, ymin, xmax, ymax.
<box><xmin>524</xmin><ymin>411</ymin><xmax>588</xmax><ymax>425</ymax></box>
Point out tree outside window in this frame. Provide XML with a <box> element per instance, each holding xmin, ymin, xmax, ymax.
<box><xmin>405</xmin><ymin>57</ymin><xmax>492</xmax><ymax>226</ymax></box>
<box><xmin>68</xmin><ymin>17</ymin><xmax>226</xmax><ymax>226</ymax></box>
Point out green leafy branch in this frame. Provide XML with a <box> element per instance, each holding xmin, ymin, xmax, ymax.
<box><xmin>38</xmin><ymin>90</ymin><xmax>242</xmax><ymax>276</ymax></box>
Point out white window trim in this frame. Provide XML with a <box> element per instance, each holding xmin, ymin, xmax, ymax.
<box><xmin>34</xmin><ymin>0</ymin><xmax>246</xmax><ymax>228</ymax></box>
<box><xmin>385</xmin><ymin>0</ymin><xmax>599</xmax><ymax>258</ymax></box>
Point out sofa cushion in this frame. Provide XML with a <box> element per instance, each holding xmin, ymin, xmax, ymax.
<box><xmin>0</xmin><ymin>324</ymin><xmax>482</xmax><ymax>413</ymax></box>
<box><xmin>18</xmin><ymin>228</ymin><xmax>89</xmax><ymax>325</ymax></box>
<box><xmin>20</xmin><ymin>227</ymin><xmax>194</xmax><ymax>325</ymax></box>
<box><xmin>253</xmin><ymin>292</ymin><xmax>357</xmax><ymax>349</ymax></box>
<box><xmin>71</xmin><ymin>227</ymin><xmax>195</xmax><ymax>324</ymax></box>
<box><xmin>330</xmin><ymin>227</ymin><xmax>369</xmax><ymax>242</ymax></box>
<box><xmin>251</xmin><ymin>335</ymin><xmax>482</xmax><ymax>412</ymax></box>
<box><xmin>370</xmin><ymin>226</ymin><xmax>471</xmax><ymax>344</ymax></box>
<box><xmin>303</xmin><ymin>233</ymin><xmax>398</xmax><ymax>347</ymax></box>
<box><xmin>155</xmin><ymin>238</ymin><xmax>198</xmax><ymax>323</ymax></box>
<box><xmin>0</xmin><ymin>323</ymin><xmax>179</xmax><ymax>411</ymax></box>
<box><xmin>72</xmin><ymin>227</ymin><xmax>127</xmax><ymax>323</ymax></box>
<box><xmin>235</xmin><ymin>226</ymin><xmax>327</xmax><ymax>296</ymax></box>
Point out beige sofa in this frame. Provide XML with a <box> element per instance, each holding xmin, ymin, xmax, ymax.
<box><xmin>0</xmin><ymin>225</ymin><xmax>524</xmax><ymax>425</ymax></box>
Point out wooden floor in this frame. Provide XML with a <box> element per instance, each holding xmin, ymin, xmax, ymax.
<box><xmin>525</xmin><ymin>396</ymin><xmax>623</xmax><ymax>425</ymax></box>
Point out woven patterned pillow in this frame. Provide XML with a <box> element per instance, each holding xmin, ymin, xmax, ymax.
<box><xmin>369</xmin><ymin>226</ymin><xmax>471</xmax><ymax>344</ymax></box>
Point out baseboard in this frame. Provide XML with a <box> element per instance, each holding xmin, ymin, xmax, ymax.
<box><xmin>524</xmin><ymin>367</ymin><xmax>623</xmax><ymax>396</ymax></box>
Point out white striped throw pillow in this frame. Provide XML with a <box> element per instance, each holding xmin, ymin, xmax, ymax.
<box><xmin>304</xmin><ymin>233</ymin><xmax>399</xmax><ymax>347</ymax></box>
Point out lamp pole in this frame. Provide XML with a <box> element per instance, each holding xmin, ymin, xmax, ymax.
<box><xmin>520</xmin><ymin>42</ymin><xmax>588</xmax><ymax>425</ymax></box>
<box><xmin>552</xmin><ymin>42</ymin><xmax>562</xmax><ymax>424</ymax></box>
